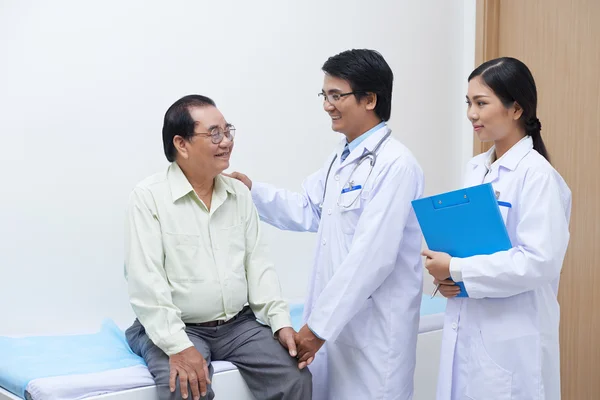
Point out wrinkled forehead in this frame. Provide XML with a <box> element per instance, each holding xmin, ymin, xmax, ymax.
<box><xmin>189</xmin><ymin>105</ymin><xmax>227</xmax><ymax>132</ymax></box>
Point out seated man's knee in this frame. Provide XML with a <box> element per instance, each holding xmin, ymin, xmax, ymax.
<box><xmin>289</xmin><ymin>367</ymin><xmax>313</xmax><ymax>394</ymax></box>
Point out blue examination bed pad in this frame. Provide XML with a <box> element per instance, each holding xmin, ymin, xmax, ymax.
<box><xmin>290</xmin><ymin>294</ymin><xmax>447</xmax><ymax>331</ymax></box>
<box><xmin>0</xmin><ymin>319</ymin><xmax>146</xmax><ymax>399</ymax></box>
<box><xmin>1</xmin><ymin>296</ymin><xmax>447</xmax><ymax>398</ymax></box>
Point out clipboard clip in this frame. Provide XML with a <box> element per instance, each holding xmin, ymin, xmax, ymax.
<box><xmin>432</xmin><ymin>191</ymin><xmax>470</xmax><ymax>209</ymax></box>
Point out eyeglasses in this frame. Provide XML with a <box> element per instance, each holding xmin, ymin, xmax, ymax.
<box><xmin>318</xmin><ymin>91</ymin><xmax>364</xmax><ymax>104</ymax></box>
<box><xmin>193</xmin><ymin>125</ymin><xmax>236</xmax><ymax>144</ymax></box>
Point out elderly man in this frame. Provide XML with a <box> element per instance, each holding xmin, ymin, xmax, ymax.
<box><xmin>124</xmin><ymin>94</ymin><xmax>312</xmax><ymax>400</ymax></box>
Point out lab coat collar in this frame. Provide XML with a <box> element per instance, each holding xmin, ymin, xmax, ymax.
<box><xmin>469</xmin><ymin>136</ymin><xmax>533</xmax><ymax>173</ymax></box>
<box><xmin>338</xmin><ymin>124</ymin><xmax>389</xmax><ymax>168</ymax></box>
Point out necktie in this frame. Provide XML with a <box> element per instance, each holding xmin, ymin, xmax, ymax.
<box><xmin>340</xmin><ymin>144</ymin><xmax>350</xmax><ymax>162</ymax></box>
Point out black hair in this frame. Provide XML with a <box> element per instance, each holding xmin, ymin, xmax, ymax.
<box><xmin>322</xmin><ymin>49</ymin><xmax>393</xmax><ymax>121</ymax></box>
<box><xmin>469</xmin><ymin>57</ymin><xmax>549</xmax><ymax>162</ymax></box>
<box><xmin>162</xmin><ymin>95</ymin><xmax>216</xmax><ymax>162</ymax></box>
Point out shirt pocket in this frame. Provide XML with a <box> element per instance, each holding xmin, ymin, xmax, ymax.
<box><xmin>220</xmin><ymin>222</ymin><xmax>246</xmax><ymax>277</ymax></box>
<box><xmin>334</xmin><ymin>297</ymin><xmax>373</xmax><ymax>349</ymax></box>
<box><xmin>465</xmin><ymin>330</ymin><xmax>513</xmax><ymax>400</ymax></box>
<box><xmin>163</xmin><ymin>233</ymin><xmax>207</xmax><ymax>282</ymax></box>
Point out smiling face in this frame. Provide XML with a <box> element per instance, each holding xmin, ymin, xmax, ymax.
<box><xmin>466</xmin><ymin>76</ymin><xmax>523</xmax><ymax>143</ymax></box>
<box><xmin>173</xmin><ymin>105</ymin><xmax>234</xmax><ymax>178</ymax></box>
<box><xmin>321</xmin><ymin>74</ymin><xmax>378</xmax><ymax>141</ymax></box>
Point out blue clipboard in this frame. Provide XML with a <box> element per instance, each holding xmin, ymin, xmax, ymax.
<box><xmin>411</xmin><ymin>183</ymin><xmax>512</xmax><ymax>297</ymax></box>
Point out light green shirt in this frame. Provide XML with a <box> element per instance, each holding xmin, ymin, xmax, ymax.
<box><xmin>125</xmin><ymin>162</ymin><xmax>291</xmax><ymax>355</ymax></box>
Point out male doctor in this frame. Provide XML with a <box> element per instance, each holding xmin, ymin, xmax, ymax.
<box><xmin>228</xmin><ymin>49</ymin><xmax>424</xmax><ymax>399</ymax></box>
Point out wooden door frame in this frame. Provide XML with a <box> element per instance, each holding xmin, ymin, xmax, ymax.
<box><xmin>473</xmin><ymin>0</ymin><xmax>500</xmax><ymax>156</ymax></box>
<box><xmin>474</xmin><ymin>2</ymin><xmax>600</xmax><ymax>398</ymax></box>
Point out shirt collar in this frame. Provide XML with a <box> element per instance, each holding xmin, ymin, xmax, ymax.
<box><xmin>213</xmin><ymin>174</ymin><xmax>237</xmax><ymax>203</ymax></box>
<box><xmin>168</xmin><ymin>162</ymin><xmax>236</xmax><ymax>203</ymax></box>
<box><xmin>346</xmin><ymin>121</ymin><xmax>386</xmax><ymax>152</ymax></box>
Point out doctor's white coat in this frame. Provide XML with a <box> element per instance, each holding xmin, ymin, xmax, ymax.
<box><xmin>436</xmin><ymin>136</ymin><xmax>572</xmax><ymax>400</ymax></box>
<box><xmin>251</xmin><ymin>126</ymin><xmax>425</xmax><ymax>400</ymax></box>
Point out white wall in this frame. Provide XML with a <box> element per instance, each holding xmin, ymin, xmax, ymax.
<box><xmin>0</xmin><ymin>0</ymin><xmax>475</xmax><ymax>335</ymax></box>
<box><xmin>462</xmin><ymin>0</ymin><xmax>477</xmax><ymax>174</ymax></box>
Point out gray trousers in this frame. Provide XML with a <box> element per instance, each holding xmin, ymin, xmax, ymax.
<box><xmin>126</xmin><ymin>307</ymin><xmax>312</xmax><ymax>400</ymax></box>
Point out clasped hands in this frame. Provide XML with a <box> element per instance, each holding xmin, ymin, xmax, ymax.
<box><xmin>276</xmin><ymin>325</ymin><xmax>325</xmax><ymax>370</ymax></box>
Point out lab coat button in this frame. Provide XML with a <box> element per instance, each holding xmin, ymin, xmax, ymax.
<box><xmin>451</xmin><ymin>322</ymin><xmax>457</xmax><ymax>330</ymax></box>
<box><xmin>322</xmin><ymin>239</ymin><xmax>327</xmax><ymax>246</ymax></box>
<box><xmin>334</xmin><ymin>175</ymin><xmax>340</xmax><ymax>181</ymax></box>
<box><xmin>327</xmin><ymin>209</ymin><xmax>332</xmax><ymax>215</ymax></box>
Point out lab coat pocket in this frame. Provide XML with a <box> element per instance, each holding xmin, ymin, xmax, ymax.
<box><xmin>499</xmin><ymin>204</ymin><xmax>510</xmax><ymax>226</ymax></box>
<box><xmin>338</xmin><ymin>191</ymin><xmax>367</xmax><ymax>234</ymax></box>
<box><xmin>465</xmin><ymin>331</ymin><xmax>512</xmax><ymax>400</ymax></box>
<box><xmin>163</xmin><ymin>233</ymin><xmax>205</xmax><ymax>281</ymax></box>
<box><xmin>335</xmin><ymin>297</ymin><xmax>373</xmax><ymax>349</ymax></box>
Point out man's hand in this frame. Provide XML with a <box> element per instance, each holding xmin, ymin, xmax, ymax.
<box><xmin>223</xmin><ymin>171</ymin><xmax>252</xmax><ymax>190</ymax></box>
<box><xmin>422</xmin><ymin>249</ymin><xmax>452</xmax><ymax>281</ymax></box>
<box><xmin>295</xmin><ymin>324</ymin><xmax>324</xmax><ymax>370</ymax></box>
<box><xmin>169</xmin><ymin>346</ymin><xmax>211</xmax><ymax>400</ymax></box>
<box><xmin>276</xmin><ymin>327</ymin><xmax>298</xmax><ymax>357</ymax></box>
<box><xmin>434</xmin><ymin>278</ymin><xmax>461</xmax><ymax>298</ymax></box>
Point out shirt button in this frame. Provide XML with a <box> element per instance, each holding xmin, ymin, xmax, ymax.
<box><xmin>322</xmin><ymin>239</ymin><xmax>327</xmax><ymax>246</ymax></box>
<box><xmin>327</xmin><ymin>209</ymin><xmax>332</xmax><ymax>215</ymax></box>
<box><xmin>451</xmin><ymin>322</ymin><xmax>458</xmax><ymax>330</ymax></box>
<box><xmin>334</xmin><ymin>175</ymin><xmax>340</xmax><ymax>181</ymax></box>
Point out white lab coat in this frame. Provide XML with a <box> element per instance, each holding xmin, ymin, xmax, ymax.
<box><xmin>251</xmin><ymin>126</ymin><xmax>425</xmax><ymax>400</ymax></box>
<box><xmin>436</xmin><ymin>136</ymin><xmax>571</xmax><ymax>400</ymax></box>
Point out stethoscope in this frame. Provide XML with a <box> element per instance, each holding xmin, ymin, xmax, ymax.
<box><xmin>320</xmin><ymin>129</ymin><xmax>392</xmax><ymax>210</ymax></box>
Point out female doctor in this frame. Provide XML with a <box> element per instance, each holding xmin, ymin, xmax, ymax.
<box><xmin>423</xmin><ymin>57</ymin><xmax>571</xmax><ymax>400</ymax></box>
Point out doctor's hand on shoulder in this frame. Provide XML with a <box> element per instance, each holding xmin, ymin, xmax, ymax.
<box><xmin>223</xmin><ymin>171</ymin><xmax>252</xmax><ymax>190</ymax></box>
<box><xmin>422</xmin><ymin>249</ymin><xmax>452</xmax><ymax>281</ymax></box>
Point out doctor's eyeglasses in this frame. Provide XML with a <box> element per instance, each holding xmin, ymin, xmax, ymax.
<box><xmin>318</xmin><ymin>91</ymin><xmax>365</xmax><ymax>104</ymax></box>
<box><xmin>192</xmin><ymin>124</ymin><xmax>236</xmax><ymax>144</ymax></box>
